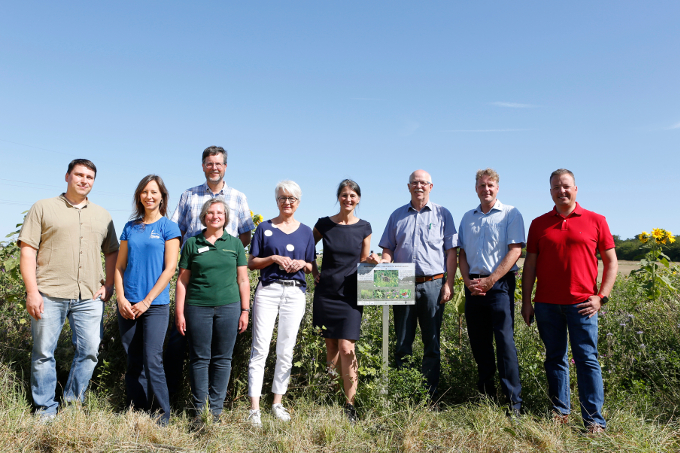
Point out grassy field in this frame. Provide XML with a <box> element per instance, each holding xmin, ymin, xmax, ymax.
<box><xmin>1</xmin><ymin>247</ymin><xmax>680</xmax><ymax>451</ymax></box>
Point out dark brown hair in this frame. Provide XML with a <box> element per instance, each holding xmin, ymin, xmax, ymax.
<box><xmin>131</xmin><ymin>174</ymin><xmax>170</xmax><ymax>223</ymax></box>
<box><xmin>67</xmin><ymin>159</ymin><xmax>97</xmax><ymax>177</ymax></box>
<box><xmin>202</xmin><ymin>146</ymin><xmax>227</xmax><ymax>165</ymax></box>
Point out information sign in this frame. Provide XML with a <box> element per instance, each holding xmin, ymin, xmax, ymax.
<box><xmin>357</xmin><ymin>263</ymin><xmax>416</xmax><ymax>306</ymax></box>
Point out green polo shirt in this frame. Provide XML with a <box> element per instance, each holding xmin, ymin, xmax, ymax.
<box><xmin>179</xmin><ymin>230</ymin><xmax>247</xmax><ymax>307</ymax></box>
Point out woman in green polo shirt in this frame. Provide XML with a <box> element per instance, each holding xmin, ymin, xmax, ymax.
<box><xmin>175</xmin><ymin>198</ymin><xmax>250</xmax><ymax>422</ymax></box>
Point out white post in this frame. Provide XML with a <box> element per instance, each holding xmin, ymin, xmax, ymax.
<box><xmin>381</xmin><ymin>304</ymin><xmax>389</xmax><ymax>394</ymax></box>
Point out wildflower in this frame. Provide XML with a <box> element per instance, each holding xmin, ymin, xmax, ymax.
<box><xmin>570</xmin><ymin>358</ymin><xmax>575</xmax><ymax>364</ymax></box>
<box><xmin>620</xmin><ymin>323</ymin><xmax>626</xmax><ymax>326</ymax></box>
<box><xmin>640</xmin><ymin>344</ymin><xmax>646</xmax><ymax>348</ymax></box>
<box><xmin>606</xmin><ymin>332</ymin><xmax>613</xmax><ymax>336</ymax></box>
<box><xmin>636</xmin><ymin>331</ymin><xmax>643</xmax><ymax>334</ymax></box>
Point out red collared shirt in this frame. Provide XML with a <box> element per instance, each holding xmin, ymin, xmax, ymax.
<box><xmin>526</xmin><ymin>203</ymin><xmax>615</xmax><ymax>305</ymax></box>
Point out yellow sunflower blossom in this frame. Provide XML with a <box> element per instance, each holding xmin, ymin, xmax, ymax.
<box><xmin>670</xmin><ymin>235</ymin><xmax>676</xmax><ymax>244</ymax></box>
<box><xmin>638</xmin><ymin>232</ymin><xmax>649</xmax><ymax>244</ymax></box>
<box><xmin>253</xmin><ymin>214</ymin><xmax>264</xmax><ymax>226</ymax></box>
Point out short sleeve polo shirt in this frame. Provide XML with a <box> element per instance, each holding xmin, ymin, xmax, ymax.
<box><xmin>179</xmin><ymin>230</ymin><xmax>247</xmax><ymax>307</ymax></box>
<box><xmin>526</xmin><ymin>203</ymin><xmax>615</xmax><ymax>305</ymax></box>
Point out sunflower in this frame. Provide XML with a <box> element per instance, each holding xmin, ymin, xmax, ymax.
<box><xmin>638</xmin><ymin>232</ymin><xmax>650</xmax><ymax>244</ymax></box>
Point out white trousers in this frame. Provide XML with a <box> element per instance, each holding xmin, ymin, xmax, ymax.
<box><xmin>248</xmin><ymin>282</ymin><xmax>306</xmax><ymax>397</ymax></box>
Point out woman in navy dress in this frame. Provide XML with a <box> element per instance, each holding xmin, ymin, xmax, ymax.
<box><xmin>312</xmin><ymin>179</ymin><xmax>371</xmax><ymax>421</ymax></box>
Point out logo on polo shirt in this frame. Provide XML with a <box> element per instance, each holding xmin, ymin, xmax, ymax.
<box><xmin>150</xmin><ymin>229</ymin><xmax>161</xmax><ymax>239</ymax></box>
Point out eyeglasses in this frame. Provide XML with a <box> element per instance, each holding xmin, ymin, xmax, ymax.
<box><xmin>409</xmin><ymin>180</ymin><xmax>431</xmax><ymax>187</ymax></box>
<box><xmin>204</xmin><ymin>162</ymin><xmax>225</xmax><ymax>169</ymax></box>
<box><xmin>277</xmin><ymin>196</ymin><xmax>298</xmax><ymax>204</ymax></box>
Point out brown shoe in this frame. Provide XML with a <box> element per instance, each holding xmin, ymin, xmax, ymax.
<box><xmin>588</xmin><ymin>424</ymin><xmax>605</xmax><ymax>435</ymax></box>
<box><xmin>553</xmin><ymin>412</ymin><xmax>569</xmax><ymax>424</ymax></box>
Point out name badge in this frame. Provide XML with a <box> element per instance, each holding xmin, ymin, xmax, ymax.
<box><xmin>198</xmin><ymin>246</ymin><xmax>210</xmax><ymax>253</ymax></box>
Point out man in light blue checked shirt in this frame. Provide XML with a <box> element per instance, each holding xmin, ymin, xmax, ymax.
<box><xmin>171</xmin><ymin>146</ymin><xmax>255</xmax><ymax>247</ymax></box>
<box><xmin>165</xmin><ymin>145</ymin><xmax>255</xmax><ymax>398</ymax></box>
<box><xmin>458</xmin><ymin>168</ymin><xmax>524</xmax><ymax>416</ymax></box>
<box><xmin>367</xmin><ymin>169</ymin><xmax>458</xmax><ymax>399</ymax></box>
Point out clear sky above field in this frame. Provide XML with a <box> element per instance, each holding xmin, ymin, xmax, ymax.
<box><xmin>1</xmin><ymin>2</ymin><xmax>678</xmax><ymax>248</ymax></box>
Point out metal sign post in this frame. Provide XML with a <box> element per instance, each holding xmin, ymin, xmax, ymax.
<box><xmin>357</xmin><ymin>263</ymin><xmax>416</xmax><ymax>393</ymax></box>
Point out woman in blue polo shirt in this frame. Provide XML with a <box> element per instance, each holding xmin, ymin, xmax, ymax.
<box><xmin>114</xmin><ymin>174</ymin><xmax>181</xmax><ymax>426</ymax></box>
<box><xmin>175</xmin><ymin>198</ymin><xmax>250</xmax><ymax>423</ymax></box>
<box><xmin>247</xmin><ymin>180</ymin><xmax>315</xmax><ymax>427</ymax></box>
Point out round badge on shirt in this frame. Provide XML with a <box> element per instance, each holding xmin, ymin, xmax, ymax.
<box><xmin>264</xmin><ymin>230</ymin><xmax>273</xmax><ymax>237</ymax></box>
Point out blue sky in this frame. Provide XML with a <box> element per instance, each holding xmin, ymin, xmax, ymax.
<box><xmin>1</xmin><ymin>2</ymin><xmax>678</xmax><ymax>248</ymax></box>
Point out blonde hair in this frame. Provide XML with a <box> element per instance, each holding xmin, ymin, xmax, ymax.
<box><xmin>475</xmin><ymin>168</ymin><xmax>499</xmax><ymax>184</ymax></box>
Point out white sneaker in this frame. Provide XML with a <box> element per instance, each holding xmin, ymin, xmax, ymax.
<box><xmin>247</xmin><ymin>409</ymin><xmax>262</xmax><ymax>427</ymax></box>
<box><xmin>272</xmin><ymin>403</ymin><xmax>291</xmax><ymax>422</ymax></box>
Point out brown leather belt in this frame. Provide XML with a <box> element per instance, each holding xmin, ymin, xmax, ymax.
<box><xmin>415</xmin><ymin>274</ymin><xmax>444</xmax><ymax>283</ymax></box>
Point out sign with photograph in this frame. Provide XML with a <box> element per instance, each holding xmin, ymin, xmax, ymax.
<box><xmin>356</xmin><ymin>263</ymin><xmax>416</xmax><ymax>306</ymax></box>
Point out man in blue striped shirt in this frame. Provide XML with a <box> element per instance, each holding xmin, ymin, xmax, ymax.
<box><xmin>368</xmin><ymin>169</ymin><xmax>458</xmax><ymax>399</ymax></box>
<box><xmin>458</xmin><ymin>168</ymin><xmax>524</xmax><ymax>415</ymax></box>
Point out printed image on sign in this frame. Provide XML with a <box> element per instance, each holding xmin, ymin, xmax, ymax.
<box><xmin>357</xmin><ymin>263</ymin><xmax>416</xmax><ymax>305</ymax></box>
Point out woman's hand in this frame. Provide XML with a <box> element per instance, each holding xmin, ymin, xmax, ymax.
<box><xmin>131</xmin><ymin>299</ymin><xmax>150</xmax><ymax>318</ymax></box>
<box><xmin>365</xmin><ymin>252</ymin><xmax>382</xmax><ymax>264</ymax></box>
<box><xmin>238</xmin><ymin>311</ymin><xmax>249</xmax><ymax>334</ymax></box>
<box><xmin>284</xmin><ymin>259</ymin><xmax>306</xmax><ymax>274</ymax></box>
<box><xmin>176</xmin><ymin>313</ymin><xmax>186</xmax><ymax>336</ymax></box>
<box><xmin>272</xmin><ymin>255</ymin><xmax>292</xmax><ymax>270</ymax></box>
<box><xmin>117</xmin><ymin>296</ymin><xmax>135</xmax><ymax>320</ymax></box>
<box><xmin>313</xmin><ymin>270</ymin><xmax>321</xmax><ymax>284</ymax></box>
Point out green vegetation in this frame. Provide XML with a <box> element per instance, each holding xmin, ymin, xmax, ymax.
<box><xmin>373</xmin><ymin>270</ymin><xmax>399</xmax><ymax>288</ymax></box>
<box><xmin>2</xmin><ymin>221</ymin><xmax>680</xmax><ymax>451</ymax></box>
<box><xmin>615</xmin><ymin>233</ymin><xmax>680</xmax><ymax>261</ymax></box>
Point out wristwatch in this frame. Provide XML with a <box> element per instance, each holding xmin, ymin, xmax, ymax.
<box><xmin>597</xmin><ymin>293</ymin><xmax>609</xmax><ymax>305</ymax></box>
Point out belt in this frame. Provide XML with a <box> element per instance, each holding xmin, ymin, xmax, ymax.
<box><xmin>275</xmin><ymin>280</ymin><xmax>303</xmax><ymax>287</ymax></box>
<box><xmin>469</xmin><ymin>272</ymin><xmax>515</xmax><ymax>280</ymax></box>
<box><xmin>415</xmin><ymin>274</ymin><xmax>444</xmax><ymax>283</ymax></box>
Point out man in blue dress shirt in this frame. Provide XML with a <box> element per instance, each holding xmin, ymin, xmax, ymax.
<box><xmin>458</xmin><ymin>168</ymin><xmax>524</xmax><ymax>414</ymax></box>
<box><xmin>367</xmin><ymin>169</ymin><xmax>458</xmax><ymax>398</ymax></box>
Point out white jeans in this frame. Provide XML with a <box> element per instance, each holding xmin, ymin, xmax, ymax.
<box><xmin>248</xmin><ymin>282</ymin><xmax>306</xmax><ymax>397</ymax></box>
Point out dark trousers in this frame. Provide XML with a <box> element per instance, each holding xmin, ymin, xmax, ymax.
<box><xmin>393</xmin><ymin>278</ymin><xmax>444</xmax><ymax>397</ymax></box>
<box><xmin>185</xmin><ymin>303</ymin><xmax>240</xmax><ymax>416</ymax></box>
<box><xmin>464</xmin><ymin>272</ymin><xmax>522</xmax><ymax>409</ymax></box>
<box><xmin>117</xmin><ymin>304</ymin><xmax>170</xmax><ymax>423</ymax></box>
<box><xmin>164</xmin><ymin>322</ymin><xmax>187</xmax><ymax>397</ymax></box>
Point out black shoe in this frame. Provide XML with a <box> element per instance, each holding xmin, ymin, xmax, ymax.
<box><xmin>344</xmin><ymin>403</ymin><xmax>358</xmax><ymax>424</ymax></box>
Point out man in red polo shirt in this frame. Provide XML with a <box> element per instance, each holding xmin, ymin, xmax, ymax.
<box><xmin>521</xmin><ymin>168</ymin><xmax>618</xmax><ymax>434</ymax></box>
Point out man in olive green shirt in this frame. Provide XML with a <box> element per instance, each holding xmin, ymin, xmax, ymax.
<box><xmin>18</xmin><ymin>159</ymin><xmax>119</xmax><ymax>420</ymax></box>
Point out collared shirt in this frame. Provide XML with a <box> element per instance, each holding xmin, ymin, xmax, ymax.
<box><xmin>458</xmin><ymin>200</ymin><xmax>525</xmax><ymax>275</ymax></box>
<box><xmin>172</xmin><ymin>182</ymin><xmax>255</xmax><ymax>245</ymax></box>
<box><xmin>18</xmin><ymin>194</ymin><xmax>119</xmax><ymax>300</ymax></box>
<box><xmin>378</xmin><ymin>200</ymin><xmax>458</xmax><ymax>276</ymax></box>
<box><xmin>526</xmin><ymin>202</ymin><xmax>615</xmax><ymax>305</ymax></box>
<box><xmin>178</xmin><ymin>230</ymin><xmax>247</xmax><ymax>307</ymax></box>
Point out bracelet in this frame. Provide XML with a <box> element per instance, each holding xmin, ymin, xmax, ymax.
<box><xmin>241</xmin><ymin>308</ymin><xmax>250</xmax><ymax>313</ymax></box>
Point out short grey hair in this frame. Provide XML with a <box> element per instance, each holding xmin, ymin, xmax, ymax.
<box><xmin>549</xmin><ymin>168</ymin><xmax>575</xmax><ymax>185</ymax></box>
<box><xmin>409</xmin><ymin>170</ymin><xmax>433</xmax><ymax>185</ymax></box>
<box><xmin>199</xmin><ymin>198</ymin><xmax>230</xmax><ymax>227</ymax></box>
<box><xmin>274</xmin><ymin>180</ymin><xmax>302</xmax><ymax>201</ymax></box>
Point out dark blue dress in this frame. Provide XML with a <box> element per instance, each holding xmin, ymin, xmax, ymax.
<box><xmin>313</xmin><ymin>217</ymin><xmax>372</xmax><ymax>340</ymax></box>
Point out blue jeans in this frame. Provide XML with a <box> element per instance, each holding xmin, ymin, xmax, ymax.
<box><xmin>185</xmin><ymin>303</ymin><xmax>240</xmax><ymax>416</ymax></box>
<box><xmin>465</xmin><ymin>273</ymin><xmax>522</xmax><ymax>409</ymax></box>
<box><xmin>534</xmin><ymin>302</ymin><xmax>606</xmax><ymax>428</ymax></box>
<box><xmin>117</xmin><ymin>304</ymin><xmax>170</xmax><ymax>424</ymax></box>
<box><xmin>393</xmin><ymin>278</ymin><xmax>444</xmax><ymax>396</ymax></box>
<box><xmin>31</xmin><ymin>294</ymin><xmax>104</xmax><ymax>415</ymax></box>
